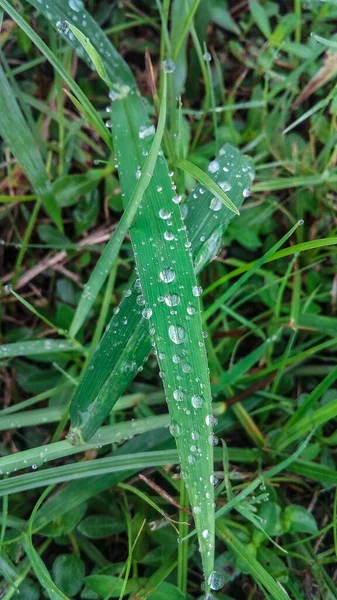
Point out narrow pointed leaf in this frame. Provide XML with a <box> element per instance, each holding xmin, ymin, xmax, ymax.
<box><xmin>0</xmin><ymin>64</ymin><xmax>62</xmax><ymax>231</ymax></box>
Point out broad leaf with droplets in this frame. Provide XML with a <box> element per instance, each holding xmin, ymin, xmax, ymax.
<box><xmin>69</xmin><ymin>144</ymin><xmax>254</xmax><ymax>443</ymax></box>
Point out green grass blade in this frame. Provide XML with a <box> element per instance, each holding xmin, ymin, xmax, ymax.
<box><xmin>69</xmin><ymin>145</ymin><xmax>254</xmax><ymax>442</ymax></box>
<box><xmin>69</xmin><ymin>74</ymin><xmax>168</xmax><ymax>338</ymax></box>
<box><xmin>0</xmin><ymin>339</ymin><xmax>77</xmax><ymax>359</ymax></box>
<box><xmin>0</xmin><ymin>0</ymin><xmax>111</xmax><ymax>148</ymax></box>
<box><xmin>106</xmin><ymin>75</ymin><xmax>216</xmax><ymax>586</ymax></box>
<box><xmin>0</xmin><ymin>64</ymin><xmax>62</xmax><ymax>231</ymax></box>
<box><xmin>176</xmin><ymin>157</ymin><xmax>241</xmax><ymax>214</ymax></box>
<box><xmin>216</xmin><ymin>524</ymin><xmax>290</xmax><ymax>600</ymax></box>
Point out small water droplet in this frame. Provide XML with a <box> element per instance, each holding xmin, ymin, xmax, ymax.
<box><xmin>142</xmin><ymin>308</ymin><xmax>152</xmax><ymax>319</ymax></box>
<box><xmin>243</xmin><ymin>188</ymin><xmax>250</xmax><ymax>198</ymax></box>
<box><xmin>203</xmin><ymin>51</ymin><xmax>212</xmax><ymax>62</ymax></box>
<box><xmin>187</xmin><ymin>306</ymin><xmax>196</xmax><ymax>315</ymax></box>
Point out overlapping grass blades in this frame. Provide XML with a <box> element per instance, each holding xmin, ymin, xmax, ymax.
<box><xmin>8</xmin><ymin>0</ymin><xmax>218</xmax><ymax>584</ymax></box>
<box><xmin>0</xmin><ymin>64</ymin><xmax>62</xmax><ymax>231</ymax></box>
<box><xmin>69</xmin><ymin>145</ymin><xmax>254</xmax><ymax>442</ymax></box>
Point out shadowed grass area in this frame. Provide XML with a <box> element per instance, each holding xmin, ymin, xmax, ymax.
<box><xmin>1</xmin><ymin>1</ymin><xmax>337</xmax><ymax>599</ymax></box>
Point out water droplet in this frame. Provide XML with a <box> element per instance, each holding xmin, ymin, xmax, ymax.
<box><xmin>136</xmin><ymin>295</ymin><xmax>146</xmax><ymax>306</ymax></box>
<box><xmin>187</xmin><ymin>306</ymin><xmax>196</xmax><ymax>315</ymax></box>
<box><xmin>209</xmin><ymin>197</ymin><xmax>222</xmax><ymax>212</ymax></box>
<box><xmin>208</xmin><ymin>571</ymin><xmax>225</xmax><ymax>591</ymax></box>
<box><xmin>219</xmin><ymin>181</ymin><xmax>232</xmax><ymax>192</ymax></box>
<box><xmin>208</xmin><ymin>434</ymin><xmax>219</xmax><ymax>446</ymax></box>
<box><xmin>105</xmin><ymin>119</ymin><xmax>112</xmax><ymax>128</ymax></box>
<box><xmin>193</xmin><ymin>506</ymin><xmax>201</xmax><ymax>514</ymax></box>
<box><xmin>208</xmin><ymin>160</ymin><xmax>220</xmax><ymax>173</ymax></box>
<box><xmin>192</xmin><ymin>394</ymin><xmax>204</xmax><ymax>409</ymax></box>
<box><xmin>159</xmin><ymin>352</ymin><xmax>166</xmax><ymax>360</ymax></box>
<box><xmin>32</xmin><ymin>464</ymin><xmax>38</xmax><ymax>470</ymax></box>
<box><xmin>56</xmin><ymin>20</ymin><xmax>69</xmax><ymax>34</ymax></box>
<box><xmin>203</xmin><ymin>51</ymin><xmax>212</xmax><ymax>62</ymax></box>
<box><xmin>142</xmin><ymin>308</ymin><xmax>152</xmax><ymax>319</ymax></box>
<box><xmin>156</xmin><ymin>185</ymin><xmax>163</xmax><ymax>192</ymax></box>
<box><xmin>164</xmin><ymin>231</ymin><xmax>175</xmax><ymax>241</ymax></box>
<box><xmin>172</xmin><ymin>194</ymin><xmax>182</xmax><ymax>204</ymax></box>
<box><xmin>160</xmin><ymin>267</ymin><xmax>176</xmax><ymax>283</ymax></box>
<box><xmin>162</xmin><ymin>59</ymin><xmax>176</xmax><ymax>73</ymax></box>
<box><xmin>202</xmin><ymin>529</ymin><xmax>211</xmax><ymax>539</ymax></box>
<box><xmin>210</xmin><ymin>474</ymin><xmax>219</xmax><ymax>485</ymax></box>
<box><xmin>165</xmin><ymin>293</ymin><xmax>180</xmax><ymax>306</ymax></box>
<box><xmin>192</xmin><ymin>285</ymin><xmax>203</xmax><ymax>297</ymax></box>
<box><xmin>4</xmin><ymin>284</ymin><xmax>11</xmax><ymax>294</ymax></box>
<box><xmin>173</xmin><ymin>389</ymin><xmax>184</xmax><ymax>401</ymax></box>
<box><xmin>172</xmin><ymin>354</ymin><xmax>181</xmax><ymax>363</ymax></box>
<box><xmin>182</xmin><ymin>362</ymin><xmax>192</xmax><ymax>373</ymax></box>
<box><xmin>69</xmin><ymin>0</ymin><xmax>84</xmax><ymax>11</ymax></box>
<box><xmin>169</xmin><ymin>421</ymin><xmax>181</xmax><ymax>436</ymax></box>
<box><xmin>139</xmin><ymin>124</ymin><xmax>155</xmax><ymax>139</ymax></box>
<box><xmin>192</xmin><ymin>431</ymin><xmax>199</xmax><ymax>440</ymax></box>
<box><xmin>159</xmin><ymin>208</ymin><xmax>172</xmax><ymax>220</ymax></box>
<box><xmin>169</xmin><ymin>325</ymin><xmax>186</xmax><ymax>344</ymax></box>
<box><xmin>206</xmin><ymin>414</ymin><xmax>218</xmax><ymax>426</ymax></box>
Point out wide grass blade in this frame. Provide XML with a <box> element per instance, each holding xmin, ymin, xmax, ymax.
<box><xmin>0</xmin><ymin>64</ymin><xmax>62</xmax><ymax>231</ymax></box>
<box><xmin>107</xmin><ymin>73</ymin><xmax>216</xmax><ymax>585</ymax></box>
<box><xmin>69</xmin><ymin>145</ymin><xmax>254</xmax><ymax>442</ymax></box>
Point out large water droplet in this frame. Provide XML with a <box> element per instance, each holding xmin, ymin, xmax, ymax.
<box><xmin>208</xmin><ymin>571</ymin><xmax>225</xmax><ymax>591</ymax></box>
<box><xmin>165</xmin><ymin>293</ymin><xmax>180</xmax><ymax>306</ymax></box>
<box><xmin>162</xmin><ymin>59</ymin><xmax>176</xmax><ymax>73</ymax></box>
<box><xmin>192</xmin><ymin>285</ymin><xmax>203</xmax><ymax>297</ymax></box>
<box><xmin>69</xmin><ymin>0</ymin><xmax>84</xmax><ymax>11</ymax></box>
<box><xmin>219</xmin><ymin>181</ymin><xmax>232</xmax><ymax>192</ymax></box>
<box><xmin>56</xmin><ymin>20</ymin><xmax>69</xmax><ymax>34</ymax></box>
<box><xmin>173</xmin><ymin>389</ymin><xmax>184</xmax><ymax>401</ymax></box>
<box><xmin>164</xmin><ymin>231</ymin><xmax>175</xmax><ymax>241</ymax></box>
<box><xmin>208</xmin><ymin>160</ymin><xmax>220</xmax><ymax>173</ymax></box>
<box><xmin>160</xmin><ymin>267</ymin><xmax>176</xmax><ymax>283</ymax></box>
<box><xmin>139</xmin><ymin>124</ymin><xmax>155</xmax><ymax>139</ymax></box>
<box><xmin>209</xmin><ymin>197</ymin><xmax>222</xmax><ymax>212</ymax></box>
<box><xmin>159</xmin><ymin>208</ymin><xmax>172</xmax><ymax>220</ymax></box>
<box><xmin>169</xmin><ymin>325</ymin><xmax>186</xmax><ymax>344</ymax></box>
<box><xmin>191</xmin><ymin>394</ymin><xmax>204</xmax><ymax>409</ymax></box>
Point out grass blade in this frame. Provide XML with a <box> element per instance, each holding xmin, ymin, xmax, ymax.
<box><xmin>69</xmin><ymin>74</ymin><xmax>168</xmax><ymax>337</ymax></box>
<box><xmin>69</xmin><ymin>145</ymin><xmax>254</xmax><ymax>442</ymax></box>
<box><xmin>0</xmin><ymin>64</ymin><xmax>62</xmax><ymax>231</ymax></box>
<box><xmin>176</xmin><ymin>157</ymin><xmax>241</xmax><ymax>214</ymax></box>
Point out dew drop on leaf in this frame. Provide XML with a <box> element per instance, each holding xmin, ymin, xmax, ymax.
<box><xmin>169</xmin><ymin>325</ymin><xmax>186</xmax><ymax>344</ymax></box>
<box><xmin>192</xmin><ymin>285</ymin><xmax>203</xmax><ymax>297</ymax></box>
<box><xmin>191</xmin><ymin>394</ymin><xmax>204</xmax><ymax>409</ymax></box>
<box><xmin>160</xmin><ymin>267</ymin><xmax>176</xmax><ymax>283</ymax></box>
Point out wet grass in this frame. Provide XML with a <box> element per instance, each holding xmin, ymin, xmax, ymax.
<box><xmin>1</xmin><ymin>1</ymin><xmax>337</xmax><ymax>599</ymax></box>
